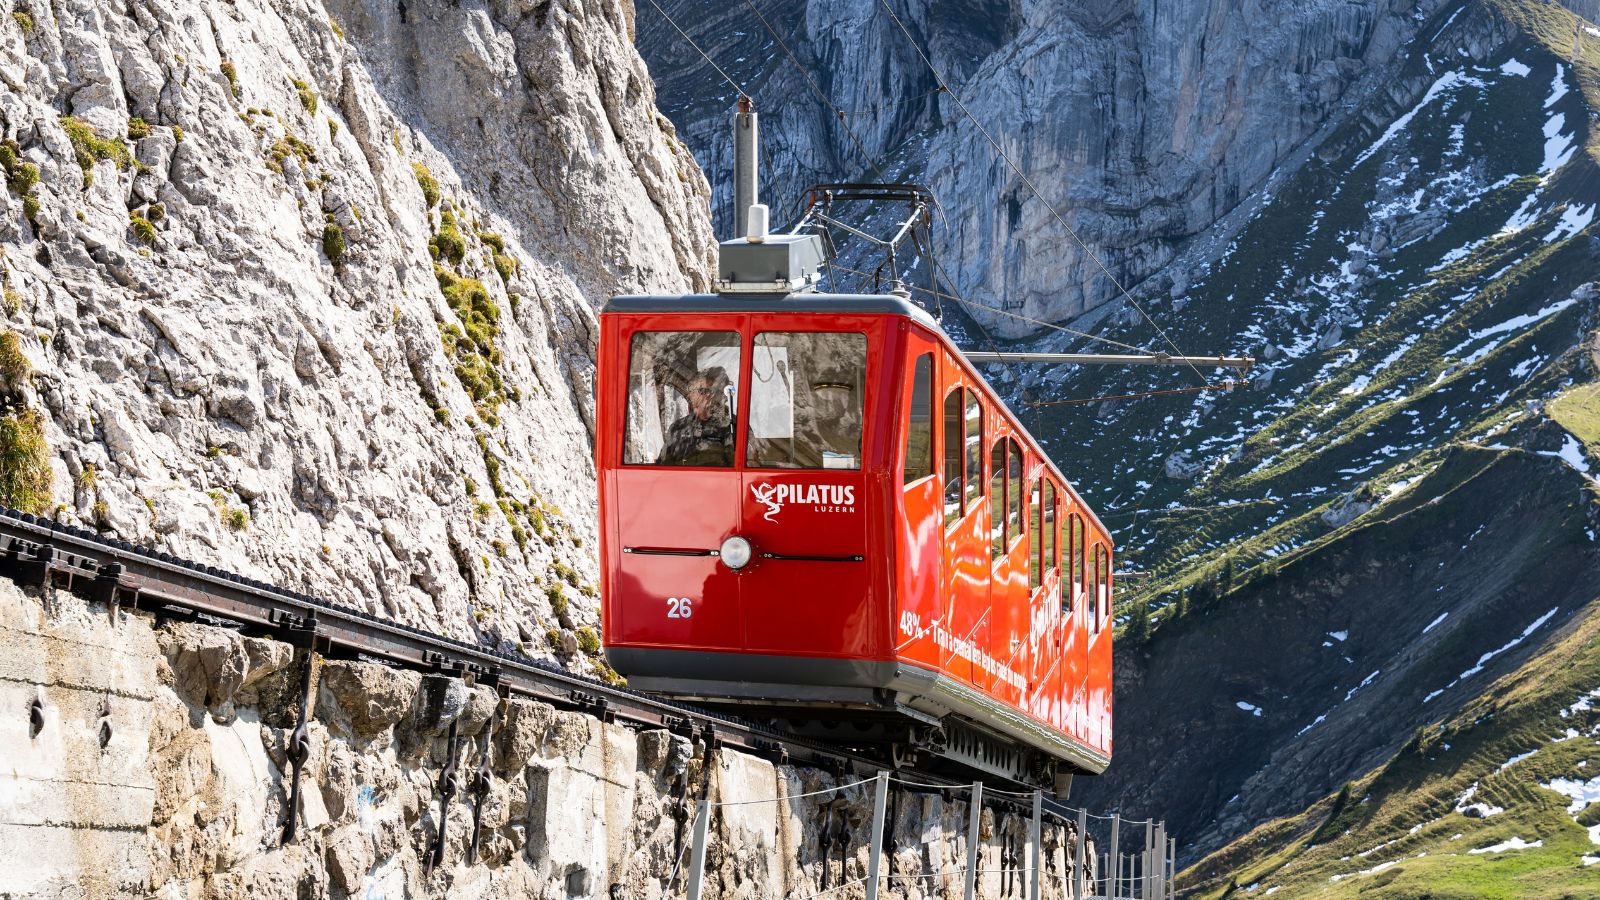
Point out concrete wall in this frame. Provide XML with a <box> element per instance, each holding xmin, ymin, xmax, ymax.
<box><xmin>0</xmin><ymin>580</ymin><xmax>1086</xmax><ymax>898</ymax></box>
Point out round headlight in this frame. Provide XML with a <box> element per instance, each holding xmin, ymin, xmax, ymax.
<box><xmin>719</xmin><ymin>535</ymin><xmax>753</xmax><ymax>570</ymax></box>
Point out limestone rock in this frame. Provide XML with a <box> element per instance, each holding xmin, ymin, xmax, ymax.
<box><xmin>0</xmin><ymin>0</ymin><xmax>715</xmax><ymax>671</ymax></box>
<box><xmin>318</xmin><ymin>660</ymin><xmax>420</xmax><ymax>737</ymax></box>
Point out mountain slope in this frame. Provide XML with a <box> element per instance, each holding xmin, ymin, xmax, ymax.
<box><xmin>1055</xmin><ymin>0</ymin><xmax>1600</xmax><ymax>863</ymax></box>
<box><xmin>1180</xmin><ymin>572</ymin><xmax>1600</xmax><ymax>898</ymax></box>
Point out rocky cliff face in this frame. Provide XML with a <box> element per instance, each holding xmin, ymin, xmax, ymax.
<box><xmin>0</xmin><ymin>0</ymin><xmax>714</xmax><ymax>665</ymax></box>
<box><xmin>644</xmin><ymin>0</ymin><xmax>1456</xmax><ymax>334</ymax></box>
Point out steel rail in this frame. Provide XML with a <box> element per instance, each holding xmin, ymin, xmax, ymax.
<box><xmin>0</xmin><ymin>507</ymin><xmax>888</xmax><ymax>775</ymax></box>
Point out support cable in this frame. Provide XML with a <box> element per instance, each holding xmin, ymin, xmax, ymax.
<box><xmin>1026</xmin><ymin>382</ymin><xmax>1244</xmax><ymax>408</ymax></box>
<box><xmin>639</xmin><ymin>0</ymin><xmax>748</xmax><ymax>99</ymax></box>
<box><xmin>874</xmin><ymin>0</ymin><xmax>1209</xmax><ymax>387</ymax></box>
<box><xmin>741</xmin><ymin>0</ymin><xmax>885</xmax><ymax>179</ymax></box>
<box><xmin>830</xmin><ymin>263</ymin><xmax>1152</xmax><ymax>354</ymax></box>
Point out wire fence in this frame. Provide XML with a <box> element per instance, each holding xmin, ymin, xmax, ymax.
<box><xmin>677</xmin><ymin>768</ymin><xmax>1178</xmax><ymax>900</ymax></box>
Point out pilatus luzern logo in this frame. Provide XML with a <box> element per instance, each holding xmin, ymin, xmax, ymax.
<box><xmin>750</xmin><ymin>483</ymin><xmax>857</xmax><ymax>522</ymax></box>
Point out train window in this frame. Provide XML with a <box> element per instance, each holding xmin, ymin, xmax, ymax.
<box><xmin>963</xmin><ymin>392</ymin><xmax>983</xmax><ymax>514</ymax></box>
<box><xmin>1071</xmin><ymin>514</ymin><xmax>1085</xmax><ymax>599</ymax></box>
<box><xmin>1029</xmin><ymin>479</ymin><xmax>1042</xmax><ymax>589</ymax></box>
<box><xmin>1006</xmin><ymin>439</ymin><xmax>1023</xmax><ymax>550</ymax></box>
<box><xmin>1044</xmin><ymin>481</ymin><xmax>1057</xmax><ymax>574</ymax></box>
<box><xmin>1097</xmin><ymin>546</ymin><xmax>1111</xmax><ymax>630</ymax></box>
<box><xmin>1087</xmin><ymin>543</ymin><xmax>1102</xmax><ymax>629</ymax></box>
<box><xmin>746</xmin><ymin>332</ymin><xmax>866</xmax><ymax>470</ymax></box>
<box><xmin>943</xmin><ymin>388</ymin><xmax>963</xmax><ymax>528</ymax></box>
<box><xmin>903</xmin><ymin>354</ymin><xmax>934</xmax><ymax>484</ymax></box>
<box><xmin>624</xmin><ymin>330</ymin><xmax>741</xmax><ymax>467</ymax></box>
<box><xmin>989</xmin><ymin>440</ymin><xmax>1005</xmax><ymax>559</ymax></box>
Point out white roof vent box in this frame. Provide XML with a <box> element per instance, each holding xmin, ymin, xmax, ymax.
<box><xmin>715</xmin><ymin>227</ymin><xmax>827</xmax><ymax>294</ymax></box>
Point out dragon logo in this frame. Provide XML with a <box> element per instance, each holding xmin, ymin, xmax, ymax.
<box><xmin>749</xmin><ymin>483</ymin><xmax>857</xmax><ymax>523</ymax></box>
<box><xmin>751</xmin><ymin>484</ymin><xmax>783</xmax><ymax>523</ymax></box>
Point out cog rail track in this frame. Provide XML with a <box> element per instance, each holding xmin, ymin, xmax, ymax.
<box><xmin>0</xmin><ymin>507</ymin><xmax>903</xmax><ymax>779</ymax></box>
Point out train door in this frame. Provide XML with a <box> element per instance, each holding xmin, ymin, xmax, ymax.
<box><xmin>609</xmin><ymin>320</ymin><xmax>748</xmax><ymax>651</ymax></box>
<box><xmin>739</xmin><ymin>319</ymin><xmax>879</xmax><ymax>656</ymax></box>
<box><xmin>940</xmin><ymin>359</ymin><xmax>990</xmax><ymax>688</ymax></box>
<box><xmin>894</xmin><ymin>332</ymin><xmax>943</xmax><ymax>672</ymax></box>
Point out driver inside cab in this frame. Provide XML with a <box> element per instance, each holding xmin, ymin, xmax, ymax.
<box><xmin>656</xmin><ymin>367</ymin><xmax>735</xmax><ymax>466</ymax></box>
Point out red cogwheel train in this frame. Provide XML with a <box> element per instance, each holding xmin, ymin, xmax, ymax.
<box><xmin>597</xmin><ymin>229</ymin><xmax>1112</xmax><ymax>795</ymax></box>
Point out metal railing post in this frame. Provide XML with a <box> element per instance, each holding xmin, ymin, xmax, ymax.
<box><xmin>963</xmin><ymin>782</ymin><xmax>983</xmax><ymax>900</ymax></box>
<box><xmin>1029</xmin><ymin>791</ymin><xmax>1043</xmax><ymax>900</ymax></box>
<box><xmin>865</xmin><ymin>771</ymin><xmax>890</xmax><ymax>900</ymax></box>
<box><xmin>685</xmin><ymin>798</ymin><xmax>711</xmax><ymax>900</ymax></box>
<box><xmin>1107</xmin><ymin>814</ymin><xmax>1120</xmax><ymax>900</ymax></box>
<box><xmin>1143</xmin><ymin>821</ymin><xmax>1154</xmax><ymax>898</ymax></box>
<box><xmin>1161</xmin><ymin>820</ymin><xmax>1170</xmax><ymax>898</ymax></box>
<box><xmin>1167</xmin><ymin>835</ymin><xmax>1177</xmax><ymax>900</ymax></box>
<box><xmin>1073</xmin><ymin>807</ymin><xmax>1087</xmax><ymax>899</ymax></box>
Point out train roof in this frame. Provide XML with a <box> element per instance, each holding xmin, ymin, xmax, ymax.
<box><xmin>603</xmin><ymin>291</ymin><xmax>1112</xmax><ymax>541</ymax></box>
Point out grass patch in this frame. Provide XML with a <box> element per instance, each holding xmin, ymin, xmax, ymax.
<box><xmin>60</xmin><ymin>116</ymin><xmax>130</xmax><ymax>186</ymax></box>
<box><xmin>290</xmin><ymin>77</ymin><xmax>317</xmax><ymax>115</ymax></box>
<box><xmin>429</xmin><ymin>209</ymin><xmax>467</xmax><ymax>265</ymax></box>
<box><xmin>127</xmin><ymin>116</ymin><xmax>151</xmax><ymax>140</ymax></box>
<box><xmin>220</xmin><ymin>60</ymin><xmax>240</xmax><ymax>98</ymax></box>
<box><xmin>128</xmin><ymin>212</ymin><xmax>157</xmax><ymax>245</ymax></box>
<box><xmin>1</xmin><ymin>140</ymin><xmax>40</xmax><ymax>196</ymax></box>
<box><xmin>321</xmin><ymin>217</ymin><xmax>346</xmax><ymax>267</ymax></box>
<box><xmin>0</xmin><ymin>331</ymin><xmax>31</xmax><ymax>385</ymax></box>
<box><xmin>0</xmin><ymin>409</ymin><xmax>52</xmax><ymax>515</ymax></box>
<box><xmin>1548</xmin><ymin>380</ymin><xmax>1600</xmax><ymax>447</ymax></box>
<box><xmin>12</xmin><ymin>10</ymin><xmax>33</xmax><ymax>33</ymax></box>
<box><xmin>265</xmin><ymin>132</ymin><xmax>316</xmax><ymax>173</ymax></box>
<box><xmin>413</xmin><ymin>162</ymin><xmax>440</xmax><ymax>208</ymax></box>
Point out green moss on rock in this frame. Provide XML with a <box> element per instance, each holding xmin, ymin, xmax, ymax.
<box><xmin>291</xmin><ymin>78</ymin><xmax>318</xmax><ymax>115</ymax></box>
<box><xmin>429</xmin><ymin>210</ymin><xmax>467</xmax><ymax>265</ymax></box>
<box><xmin>0</xmin><ymin>409</ymin><xmax>51</xmax><ymax>515</ymax></box>
<box><xmin>129</xmin><ymin>212</ymin><xmax>157</xmax><ymax>245</ymax></box>
<box><xmin>412</xmin><ymin>162</ymin><xmax>440</xmax><ymax>208</ymax></box>
<box><xmin>322</xmin><ymin>217</ymin><xmax>346</xmax><ymax>266</ymax></box>
<box><xmin>60</xmin><ymin>117</ymin><xmax>130</xmax><ymax>185</ymax></box>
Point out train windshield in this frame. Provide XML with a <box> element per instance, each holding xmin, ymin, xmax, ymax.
<box><xmin>624</xmin><ymin>331</ymin><xmax>741</xmax><ymax>467</ymax></box>
<box><xmin>747</xmin><ymin>332</ymin><xmax>867</xmax><ymax>470</ymax></box>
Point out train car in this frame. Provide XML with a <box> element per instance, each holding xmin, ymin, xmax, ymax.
<box><xmin>596</xmin><ymin>232</ymin><xmax>1113</xmax><ymax>794</ymax></box>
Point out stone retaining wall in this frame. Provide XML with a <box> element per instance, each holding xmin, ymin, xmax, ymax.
<box><xmin>0</xmin><ymin>580</ymin><xmax>1086</xmax><ymax>898</ymax></box>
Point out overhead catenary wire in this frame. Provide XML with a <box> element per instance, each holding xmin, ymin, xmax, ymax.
<box><xmin>1026</xmin><ymin>382</ymin><xmax>1245</xmax><ymax>408</ymax></box>
<box><xmin>638</xmin><ymin>0</ymin><xmax>748</xmax><ymax>100</ymax></box>
<box><xmin>829</xmin><ymin>263</ymin><xmax>1153</xmax><ymax>355</ymax></box>
<box><xmin>740</xmin><ymin>0</ymin><xmax>885</xmax><ymax>179</ymax></box>
<box><xmin>874</xmin><ymin>0</ymin><xmax>1211</xmax><ymax>389</ymax></box>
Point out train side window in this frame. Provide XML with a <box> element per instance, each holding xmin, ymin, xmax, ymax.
<box><xmin>1087</xmin><ymin>543</ymin><xmax>1102</xmax><ymax>629</ymax></box>
<box><xmin>989</xmin><ymin>439</ymin><xmax>1006</xmax><ymax>559</ymax></box>
<box><xmin>624</xmin><ymin>330</ymin><xmax>741</xmax><ymax>467</ymax></box>
<box><xmin>1044</xmin><ymin>481</ymin><xmax>1058</xmax><ymax>574</ymax></box>
<box><xmin>1006</xmin><ymin>439</ymin><xmax>1023</xmax><ymax>550</ymax></box>
<box><xmin>1071</xmin><ymin>514</ymin><xmax>1085</xmax><ymax>601</ymax></box>
<box><xmin>1029</xmin><ymin>478</ymin><xmax>1042</xmax><ymax>589</ymax></box>
<box><xmin>1097</xmin><ymin>546</ymin><xmax>1111</xmax><ymax>630</ymax></box>
<box><xmin>942</xmin><ymin>388</ymin><xmax>963</xmax><ymax>528</ymax></box>
<box><xmin>963</xmin><ymin>392</ymin><xmax>984</xmax><ymax>515</ymax></box>
<box><xmin>746</xmin><ymin>332</ymin><xmax>866</xmax><ymax>469</ymax></box>
<box><xmin>903</xmin><ymin>353</ymin><xmax>933</xmax><ymax>484</ymax></box>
